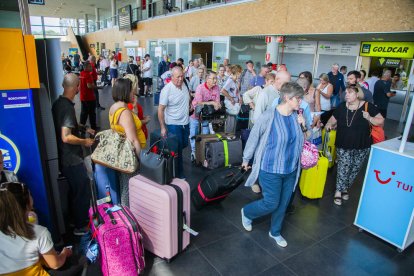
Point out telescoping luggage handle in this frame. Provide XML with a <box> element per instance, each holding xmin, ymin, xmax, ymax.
<box><xmin>322</xmin><ymin>130</ymin><xmax>333</xmax><ymax>162</ymax></box>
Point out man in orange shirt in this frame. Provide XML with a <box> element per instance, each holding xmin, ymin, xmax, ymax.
<box><xmin>79</xmin><ymin>61</ymin><xmax>97</xmax><ymax>130</ymax></box>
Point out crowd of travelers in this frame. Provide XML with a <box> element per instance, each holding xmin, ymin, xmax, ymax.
<box><xmin>3</xmin><ymin>51</ymin><xmax>400</xmax><ymax>274</ymax></box>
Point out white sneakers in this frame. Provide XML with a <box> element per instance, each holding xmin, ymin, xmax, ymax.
<box><xmin>241</xmin><ymin>209</ymin><xmax>288</xmax><ymax>248</ymax></box>
<box><xmin>241</xmin><ymin>208</ymin><xmax>252</xmax><ymax>231</ymax></box>
<box><xmin>269</xmin><ymin>232</ymin><xmax>288</xmax><ymax>248</ymax></box>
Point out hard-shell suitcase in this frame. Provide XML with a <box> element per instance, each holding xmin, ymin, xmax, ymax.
<box><xmin>299</xmin><ymin>152</ymin><xmax>329</xmax><ymax>199</ymax></box>
<box><xmin>192</xmin><ymin>166</ymin><xmax>247</xmax><ymax>209</ymax></box>
<box><xmin>322</xmin><ymin>129</ymin><xmax>336</xmax><ymax>168</ymax></box>
<box><xmin>128</xmin><ymin>175</ymin><xmax>192</xmax><ymax>261</ymax></box>
<box><xmin>89</xmin><ymin>202</ymin><xmax>145</xmax><ymax>276</ymax></box>
<box><xmin>195</xmin><ymin>133</ymin><xmax>236</xmax><ymax>166</ymax></box>
<box><xmin>204</xmin><ymin>137</ymin><xmax>243</xmax><ymax>169</ymax></box>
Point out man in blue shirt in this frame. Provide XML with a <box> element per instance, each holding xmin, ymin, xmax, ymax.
<box><xmin>250</xmin><ymin>65</ymin><xmax>268</xmax><ymax>88</ymax></box>
<box><xmin>158</xmin><ymin>55</ymin><xmax>170</xmax><ymax>77</ymax></box>
<box><xmin>327</xmin><ymin>63</ymin><xmax>345</xmax><ymax>108</ymax></box>
<box><xmin>373</xmin><ymin>70</ymin><xmax>395</xmax><ymax>118</ymax></box>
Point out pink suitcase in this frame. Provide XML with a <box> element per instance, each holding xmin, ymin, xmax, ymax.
<box><xmin>129</xmin><ymin>175</ymin><xmax>191</xmax><ymax>261</ymax></box>
<box><xmin>89</xmin><ymin>203</ymin><xmax>145</xmax><ymax>275</ymax></box>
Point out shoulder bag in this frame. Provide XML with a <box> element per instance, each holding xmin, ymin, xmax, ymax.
<box><xmin>139</xmin><ymin>138</ymin><xmax>175</xmax><ymax>185</ymax></box>
<box><xmin>364</xmin><ymin>102</ymin><xmax>385</xmax><ymax>144</ymax></box>
<box><xmin>91</xmin><ymin>108</ymin><xmax>138</xmax><ymax>174</ymax></box>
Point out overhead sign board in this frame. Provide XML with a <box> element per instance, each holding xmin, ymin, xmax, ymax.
<box><xmin>118</xmin><ymin>5</ymin><xmax>132</xmax><ymax>31</ymax></box>
<box><xmin>318</xmin><ymin>41</ymin><xmax>360</xmax><ymax>56</ymax></box>
<box><xmin>124</xmin><ymin>40</ymin><xmax>139</xmax><ymax>47</ymax></box>
<box><xmin>282</xmin><ymin>41</ymin><xmax>317</xmax><ymax>54</ymax></box>
<box><xmin>360</xmin><ymin>42</ymin><xmax>414</xmax><ymax>59</ymax></box>
<box><xmin>376</xmin><ymin>57</ymin><xmax>401</xmax><ymax>68</ymax></box>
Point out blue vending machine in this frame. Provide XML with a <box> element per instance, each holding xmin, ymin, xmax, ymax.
<box><xmin>0</xmin><ymin>29</ymin><xmax>66</xmax><ymax>242</ymax></box>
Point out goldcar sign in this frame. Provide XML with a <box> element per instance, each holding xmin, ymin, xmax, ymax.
<box><xmin>360</xmin><ymin>42</ymin><xmax>414</xmax><ymax>59</ymax></box>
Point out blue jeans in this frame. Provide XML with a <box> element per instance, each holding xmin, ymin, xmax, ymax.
<box><xmin>166</xmin><ymin>124</ymin><xmax>189</xmax><ymax>178</ymax></box>
<box><xmin>61</xmin><ymin>163</ymin><xmax>91</xmax><ymax>228</ymax></box>
<box><xmin>244</xmin><ymin>169</ymin><xmax>297</xmax><ymax>236</ymax></box>
<box><xmin>330</xmin><ymin>94</ymin><xmax>340</xmax><ymax>108</ymax></box>
<box><xmin>94</xmin><ymin>164</ymin><xmax>120</xmax><ymax>205</ymax></box>
<box><xmin>189</xmin><ymin>117</ymin><xmax>209</xmax><ymax>154</ymax></box>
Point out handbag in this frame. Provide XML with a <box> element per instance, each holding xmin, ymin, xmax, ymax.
<box><xmin>224</xmin><ymin>99</ymin><xmax>241</xmax><ymax>116</ymax></box>
<box><xmin>139</xmin><ymin>139</ymin><xmax>175</xmax><ymax>185</ymax></box>
<box><xmin>91</xmin><ymin>108</ymin><xmax>138</xmax><ymax>174</ymax></box>
<box><xmin>301</xmin><ymin>140</ymin><xmax>319</xmax><ymax>169</ymax></box>
<box><xmin>364</xmin><ymin>102</ymin><xmax>385</xmax><ymax>144</ymax></box>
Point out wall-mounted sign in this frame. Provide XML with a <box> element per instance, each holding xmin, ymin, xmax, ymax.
<box><xmin>124</xmin><ymin>40</ymin><xmax>139</xmax><ymax>47</ymax></box>
<box><xmin>318</xmin><ymin>41</ymin><xmax>360</xmax><ymax>56</ymax></box>
<box><xmin>127</xmin><ymin>48</ymin><xmax>136</xmax><ymax>57</ymax></box>
<box><xmin>118</xmin><ymin>5</ymin><xmax>132</xmax><ymax>31</ymax></box>
<box><xmin>360</xmin><ymin>42</ymin><xmax>414</xmax><ymax>59</ymax></box>
<box><xmin>282</xmin><ymin>41</ymin><xmax>317</xmax><ymax>54</ymax></box>
<box><xmin>376</xmin><ymin>57</ymin><xmax>401</xmax><ymax>68</ymax></box>
<box><xmin>68</xmin><ymin>48</ymin><xmax>78</xmax><ymax>55</ymax></box>
<box><xmin>155</xmin><ymin>47</ymin><xmax>162</xmax><ymax>57</ymax></box>
<box><xmin>28</xmin><ymin>0</ymin><xmax>45</xmax><ymax>5</ymax></box>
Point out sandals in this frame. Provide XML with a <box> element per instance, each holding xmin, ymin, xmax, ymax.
<box><xmin>334</xmin><ymin>196</ymin><xmax>342</xmax><ymax>206</ymax></box>
<box><xmin>341</xmin><ymin>191</ymin><xmax>349</xmax><ymax>201</ymax></box>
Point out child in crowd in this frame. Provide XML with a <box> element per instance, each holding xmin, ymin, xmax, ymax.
<box><xmin>0</xmin><ymin>182</ymin><xmax>72</xmax><ymax>275</ymax></box>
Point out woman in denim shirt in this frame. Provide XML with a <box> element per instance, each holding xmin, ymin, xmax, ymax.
<box><xmin>241</xmin><ymin>82</ymin><xmax>309</xmax><ymax>248</ymax></box>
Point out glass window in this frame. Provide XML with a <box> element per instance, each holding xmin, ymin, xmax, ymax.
<box><xmin>179</xmin><ymin>43</ymin><xmax>190</xmax><ymax>65</ymax></box>
<box><xmin>316</xmin><ymin>54</ymin><xmax>357</xmax><ymax>78</ymax></box>
<box><xmin>230</xmin><ymin>37</ymin><xmax>266</xmax><ymax>72</ymax></box>
<box><xmin>282</xmin><ymin>53</ymin><xmax>315</xmax><ymax>77</ymax></box>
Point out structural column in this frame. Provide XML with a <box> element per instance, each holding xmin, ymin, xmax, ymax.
<box><xmin>111</xmin><ymin>0</ymin><xmax>117</xmax><ymax>26</ymax></box>
<box><xmin>84</xmin><ymin>14</ymin><xmax>89</xmax><ymax>33</ymax></box>
<box><xmin>265</xmin><ymin>36</ymin><xmax>279</xmax><ymax>65</ymax></box>
<box><xmin>40</xmin><ymin>16</ymin><xmax>46</xmax><ymax>38</ymax></box>
<box><xmin>95</xmin><ymin>7</ymin><xmax>100</xmax><ymax>30</ymax></box>
<box><xmin>75</xmin><ymin>18</ymin><xmax>80</xmax><ymax>35</ymax></box>
<box><xmin>17</xmin><ymin>0</ymin><xmax>31</xmax><ymax>34</ymax></box>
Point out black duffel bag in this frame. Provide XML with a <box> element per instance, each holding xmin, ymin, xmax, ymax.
<box><xmin>191</xmin><ymin>166</ymin><xmax>248</xmax><ymax>209</ymax></box>
<box><xmin>139</xmin><ymin>139</ymin><xmax>175</xmax><ymax>185</ymax></box>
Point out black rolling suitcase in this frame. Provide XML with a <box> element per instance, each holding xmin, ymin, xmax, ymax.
<box><xmin>192</xmin><ymin>166</ymin><xmax>247</xmax><ymax>209</ymax></box>
<box><xmin>204</xmin><ymin>136</ymin><xmax>242</xmax><ymax>169</ymax></box>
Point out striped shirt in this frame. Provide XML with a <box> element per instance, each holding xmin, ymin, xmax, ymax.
<box><xmin>261</xmin><ymin>110</ymin><xmax>302</xmax><ymax>174</ymax></box>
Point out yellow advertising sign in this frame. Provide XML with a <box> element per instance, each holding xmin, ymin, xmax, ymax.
<box><xmin>360</xmin><ymin>42</ymin><xmax>414</xmax><ymax>59</ymax></box>
<box><xmin>212</xmin><ymin>62</ymin><xmax>218</xmax><ymax>73</ymax></box>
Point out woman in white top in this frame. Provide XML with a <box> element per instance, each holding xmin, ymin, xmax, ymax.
<box><xmin>221</xmin><ymin>64</ymin><xmax>243</xmax><ymax>133</ymax></box>
<box><xmin>315</xmin><ymin>73</ymin><xmax>333</xmax><ymax>112</ymax></box>
<box><xmin>0</xmin><ymin>182</ymin><xmax>71</xmax><ymax>275</ymax></box>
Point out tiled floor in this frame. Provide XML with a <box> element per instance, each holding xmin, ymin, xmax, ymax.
<box><xmin>71</xmin><ymin>85</ymin><xmax>414</xmax><ymax>276</ymax></box>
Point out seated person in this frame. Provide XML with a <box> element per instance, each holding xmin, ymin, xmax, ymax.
<box><xmin>0</xmin><ymin>182</ymin><xmax>72</xmax><ymax>275</ymax></box>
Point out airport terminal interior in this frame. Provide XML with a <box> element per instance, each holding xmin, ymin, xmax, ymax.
<box><xmin>1</xmin><ymin>0</ymin><xmax>414</xmax><ymax>275</ymax></box>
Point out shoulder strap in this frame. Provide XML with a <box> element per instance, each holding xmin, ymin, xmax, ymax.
<box><xmin>111</xmin><ymin>107</ymin><xmax>127</xmax><ymax>128</ymax></box>
<box><xmin>215</xmin><ymin>134</ymin><xmax>229</xmax><ymax>167</ymax></box>
<box><xmin>183</xmin><ymin>78</ymin><xmax>190</xmax><ymax>91</ymax></box>
<box><xmin>364</xmin><ymin>102</ymin><xmax>368</xmax><ymax>112</ymax></box>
